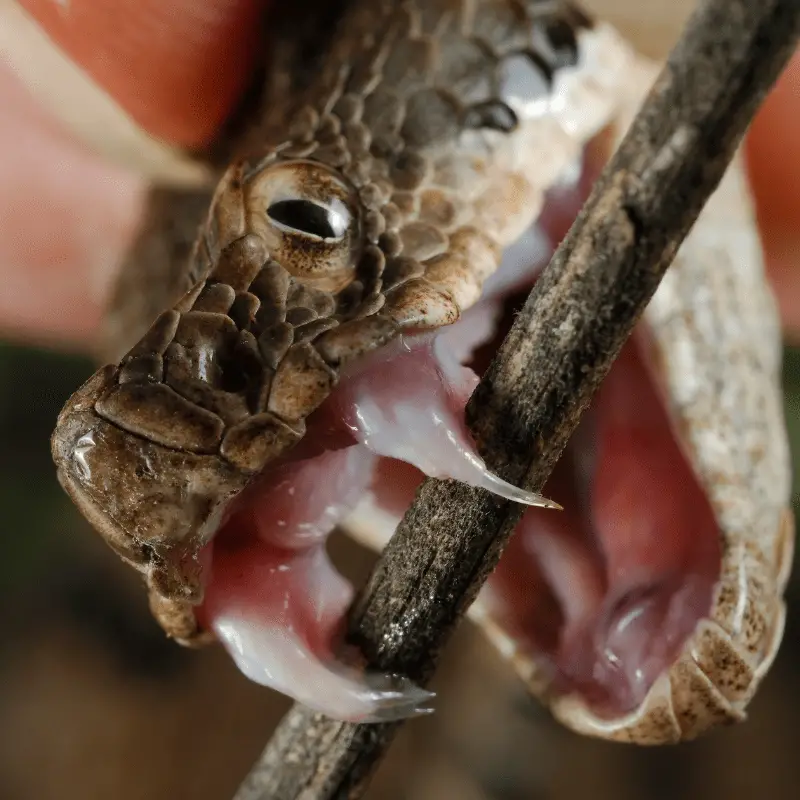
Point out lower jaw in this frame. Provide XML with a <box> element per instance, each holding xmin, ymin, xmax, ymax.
<box><xmin>341</xmin><ymin>323</ymin><xmax>722</xmax><ymax>723</ymax></box>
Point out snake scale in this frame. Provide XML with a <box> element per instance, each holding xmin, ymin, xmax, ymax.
<box><xmin>51</xmin><ymin>0</ymin><xmax>793</xmax><ymax>744</ymax></box>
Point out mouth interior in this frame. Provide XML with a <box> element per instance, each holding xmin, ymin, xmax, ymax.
<box><xmin>194</xmin><ymin>172</ymin><xmax>722</xmax><ymax>722</ymax></box>
<box><xmin>478</xmin><ymin>327</ymin><xmax>721</xmax><ymax>715</ymax></box>
<box><xmin>195</xmin><ymin>298</ymin><xmax>721</xmax><ymax>721</ymax></box>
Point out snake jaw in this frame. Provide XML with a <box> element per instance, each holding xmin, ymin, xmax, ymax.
<box><xmin>334</xmin><ymin>331</ymin><xmax>561</xmax><ymax>510</ymax></box>
<box><xmin>184</xmin><ymin>321</ymin><xmax>567</xmax><ymax>719</ymax></box>
<box><xmin>48</xmin><ymin>364</ymin><xmax>438</xmax><ymax>718</ymax></box>
<box><xmin>198</xmin><ymin>464</ymin><xmax>438</xmax><ymax>721</ymax></box>
<box><xmin>342</xmin><ymin>314</ymin><xmax>789</xmax><ymax>744</ymax></box>
<box><xmin>52</xmin><ymin>312</ymin><xmax>555</xmax><ymax>719</ymax></box>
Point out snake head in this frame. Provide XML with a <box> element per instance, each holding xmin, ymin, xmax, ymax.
<box><xmin>50</xmin><ymin>363</ymin><xmax>252</xmax><ymax>626</ymax></box>
<box><xmin>48</xmin><ymin>144</ymin><xmax>556</xmax><ymax>716</ymax></box>
<box><xmin>51</xmin><ymin>156</ymin><xmax>365</xmax><ymax>615</ymax></box>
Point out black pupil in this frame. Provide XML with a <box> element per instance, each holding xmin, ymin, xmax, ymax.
<box><xmin>267</xmin><ymin>199</ymin><xmax>343</xmax><ymax>239</ymax></box>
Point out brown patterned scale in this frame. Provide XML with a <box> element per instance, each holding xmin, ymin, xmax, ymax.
<box><xmin>51</xmin><ymin>0</ymin><xmax>793</xmax><ymax>743</ymax></box>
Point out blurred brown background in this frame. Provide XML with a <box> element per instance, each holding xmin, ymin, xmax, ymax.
<box><xmin>2</xmin><ymin>2</ymin><xmax>800</xmax><ymax>799</ymax></box>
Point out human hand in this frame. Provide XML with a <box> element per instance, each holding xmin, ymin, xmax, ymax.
<box><xmin>0</xmin><ymin>0</ymin><xmax>266</xmax><ymax>347</ymax></box>
<box><xmin>0</xmin><ymin>2</ymin><xmax>797</xmax><ymax>349</ymax></box>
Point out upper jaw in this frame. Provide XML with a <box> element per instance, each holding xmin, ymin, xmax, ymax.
<box><xmin>51</xmin><ymin>363</ymin><xmax>249</xmax><ymax>616</ymax></box>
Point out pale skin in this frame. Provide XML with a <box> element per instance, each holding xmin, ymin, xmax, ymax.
<box><xmin>0</xmin><ymin>0</ymin><xmax>798</xmax><ymax>349</ymax></box>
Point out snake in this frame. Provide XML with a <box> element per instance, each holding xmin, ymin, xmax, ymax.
<box><xmin>50</xmin><ymin>0</ymin><xmax>793</xmax><ymax>745</ymax></box>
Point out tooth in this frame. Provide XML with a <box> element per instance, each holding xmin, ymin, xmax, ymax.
<box><xmin>336</xmin><ymin>332</ymin><xmax>560</xmax><ymax>509</ymax></box>
<box><xmin>213</xmin><ymin>615</ymin><xmax>434</xmax><ymax>721</ymax></box>
<box><xmin>203</xmin><ymin>534</ymin><xmax>432</xmax><ymax>721</ymax></box>
<box><xmin>471</xmin><ymin>463</ymin><xmax>562</xmax><ymax>509</ymax></box>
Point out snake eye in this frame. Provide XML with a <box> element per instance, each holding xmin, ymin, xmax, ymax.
<box><xmin>267</xmin><ymin>198</ymin><xmax>350</xmax><ymax>241</ymax></box>
<box><xmin>245</xmin><ymin>159</ymin><xmax>362</xmax><ymax>293</ymax></box>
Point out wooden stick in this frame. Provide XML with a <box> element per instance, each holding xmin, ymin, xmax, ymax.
<box><xmin>234</xmin><ymin>1</ymin><xmax>800</xmax><ymax>797</ymax></box>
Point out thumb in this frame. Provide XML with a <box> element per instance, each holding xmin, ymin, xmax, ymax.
<box><xmin>7</xmin><ymin>0</ymin><xmax>268</xmax><ymax>178</ymax></box>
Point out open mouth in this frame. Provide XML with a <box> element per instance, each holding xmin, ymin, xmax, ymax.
<box><xmin>194</xmin><ymin>169</ymin><xmax>724</xmax><ymax>725</ymax></box>
<box><xmin>474</xmin><ymin>329</ymin><xmax>720</xmax><ymax>717</ymax></box>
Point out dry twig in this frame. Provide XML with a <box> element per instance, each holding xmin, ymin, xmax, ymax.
<box><xmin>234</xmin><ymin>1</ymin><xmax>800</xmax><ymax>797</ymax></box>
